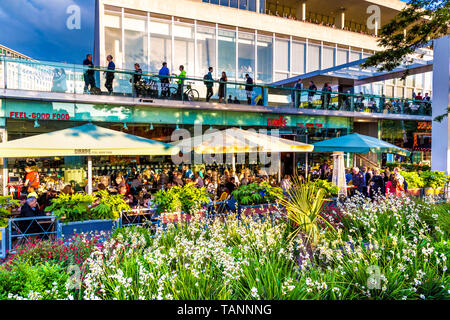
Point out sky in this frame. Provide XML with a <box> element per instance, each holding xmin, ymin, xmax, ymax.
<box><xmin>0</xmin><ymin>0</ymin><xmax>95</xmax><ymax>63</ymax></box>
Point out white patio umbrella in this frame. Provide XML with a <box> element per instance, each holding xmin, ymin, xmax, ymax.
<box><xmin>0</xmin><ymin>123</ymin><xmax>180</xmax><ymax>194</ymax></box>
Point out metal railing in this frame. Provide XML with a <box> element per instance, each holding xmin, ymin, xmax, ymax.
<box><xmin>7</xmin><ymin>215</ymin><xmax>57</xmax><ymax>252</ymax></box>
<box><xmin>0</xmin><ymin>56</ymin><xmax>432</xmax><ymax>117</ymax></box>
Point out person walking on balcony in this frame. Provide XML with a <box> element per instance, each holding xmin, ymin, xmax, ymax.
<box><xmin>159</xmin><ymin>62</ymin><xmax>170</xmax><ymax>97</ymax></box>
<box><xmin>83</xmin><ymin>54</ymin><xmax>96</xmax><ymax>93</ymax></box>
<box><xmin>130</xmin><ymin>63</ymin><xmax>142</xmax><ymax>98</ymax></box>
<box><xmin>218</xmin><ymin>71</ymin><xmax>227</xmax><ymax>103</ymax></box>
<box><xmin>307</xmin><ymin>81</ymin><xmax>317</xmax><ymax>108</ymax></box>
<box><xmin>245</xmin><ymin>74</ymin><xmax>253</xmax><ymax>105</ymax></box>
<box><xmin>177</xmin><ymin>65</ymin><xmax>186</xmax><ymax>100</ymax></box>
<box><xmin>291</xmin><ymin>79</ymin><xmax>303</xmax><ymax>108</ymax></box>
<box><xmin>321</xmin><ymin>83</ymin><xmax>332</xmax><ymax>109</ymax></box>
<box><xmin>104</xmin><ymin>55</ymin><xmax>115</xmax><ymax>95</ymax></box>
<box><xmin>204</xmin><ymin>67</ymin><xmax>214</xmax><ymax>102</ymax></box>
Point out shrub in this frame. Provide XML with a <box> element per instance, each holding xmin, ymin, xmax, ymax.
<box><xmin>153</xmin><ymin>183</ymin><xmax>209</xmax><ymax>214</ymax></box>
<box><xmin>0</xmin><ymin>196</ymin><xmax>20</xmax><ymax>228</ymax></box>
<box><xmin>231</xmin><ymin>182</ymin><xmax>283</xmax><ymax>205</ymax></box>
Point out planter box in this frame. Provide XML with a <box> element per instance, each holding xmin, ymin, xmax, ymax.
<box><xmin>424</xmin><ymin>187</ymin><xmax>444</xmax><ymax>196</ymax></box>
<box><xmin>56</xmin><ymin>218</ymin><xmax>120</xmax><ymax>241</ymax></box>
<box><xmin>238</xmin><ymin>203</ymin><xmax>283</xmax><ymax>216</ymax></box>
<box><xmin>159</xmin><ymin>209</ymin><xmax>207</xmax><ymax>224</ymax></box>
<box><xmin>0</xmin><ymin>227</ymin><xmax>7</xmax><ymax>260</ymax></box>
<box><xmin>406</xmin><ymin>188</ymin><xmax>423</xmax><ymax>197</ymax></box>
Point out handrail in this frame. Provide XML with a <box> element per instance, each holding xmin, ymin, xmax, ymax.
<box><xmin>0</xmin><ymin>56</ymin><xmax>433</xmax><ymax>105</ymax></box>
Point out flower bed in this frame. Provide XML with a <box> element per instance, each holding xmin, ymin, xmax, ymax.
<box><xmin>238</xmin><ymin>203</ymin><xmax>283</xmax><ymax>216</ymax></box>
<box><xmin>56</xmin><ymin>218</ymin><xmax>120</xmax><ymax>241</ymax></box>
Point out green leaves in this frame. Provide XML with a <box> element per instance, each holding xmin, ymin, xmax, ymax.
<box><xmin>231</xmin><ymin>182</ymin><xmax>283</xmax><ymax>205</ymax></box>
<box><xmin>0</xmin><ymin>196</ymin><xmax>20</xmax><ymax>228</ymax></box>
<box><xmin>45</xmin><ymin>191</ymin><xmax>130</xmax><ymax>223</ymax></box>
<box><xmin>153</xmin><ymin>183</ymin><xmax>209</xmax><ymax>214</ymax></box>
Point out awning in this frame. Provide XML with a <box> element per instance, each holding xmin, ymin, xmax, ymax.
<box><xmin>0</xmin><ymin>123</ymin><xmax>180</xmax><ymax>158</ymax></box>
<box><xmin>313</xmin><ymin>133</ymin><xmax>411</xmax><ymax>156</ymax></box>
<box><xmin>175</xmin><ymin>127</ymin><xmax>314</xmax><ymax>154</ymax></box>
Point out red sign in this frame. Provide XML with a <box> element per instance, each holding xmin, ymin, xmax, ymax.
<box><xmin>417</xmin><ymin>122</ymin><xmax>431</xmax><ymax>130</ymax></box>
<box><xmin>296</xmin><ymin>122</ymin><xmax>323</xmax><ymax>128</ymax></box>
<box><xmin>9</xmin><ymin>112</ymin><xmax>70</xmax><ymax>120</ymax></box>
<box><xmin>267</xmin><ymin>116</ymin><xmax>287</xmax><ymax>127</ymax></box>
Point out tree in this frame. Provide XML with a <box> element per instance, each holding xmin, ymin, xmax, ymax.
<box><xmin>361</xmin><ymin>0</ymin><xmax>450</xmax><ymax>120</ymax></box>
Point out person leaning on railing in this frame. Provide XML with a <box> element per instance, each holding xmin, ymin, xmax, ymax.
<box><xmin>83</xmin><ymin>53</ymin><xmax>96</xmax><ymax>93</ymax></box>
<box><xmin>159</xmin><ymin>62</ymin><xmax>170</xmax><ymax>98</ymax></box>
<box><xmin>177</xmin><ymin>65</ymin><xmax>186</xmax><ymax>99</ymax></box>
<box><xmin>130</xmin><ymin>63</ymin><xmax>142</xmax><ymax>98</ymax></box>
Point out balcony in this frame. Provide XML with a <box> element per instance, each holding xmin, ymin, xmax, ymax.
<box><xmin>0</xmin><ymin>56</ymin><xmax>432</xmax><ymax>122</ymax></box>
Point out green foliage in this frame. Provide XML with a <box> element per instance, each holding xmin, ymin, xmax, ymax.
<box><xmin>0</xmin><ymin>196</ymin><xmax>20</xmax><ymax>228</ymax></box>
<box><xmin>385</xmin><ymin>162</ymin><xmax>430</xmax><ymax>172</ymax></box>
<box><xmin>400</xmin><ymin>171</ymin><xmax>425</xmax><ymax>189</ymax></box>
<box><xmin>420</xmin><ymin>171</ymin><xmax>449</xmax><ymax>189</ymax></box>
<box><xmin>45</xmin><ymin>191</ymin><xmax>130</xmax><ymax>223</ymax></box>
<box><xmin>315</xmin><ymin>179</ymin><xmax>339</xmax><ymax>197</ymax></box>
<box><xmin>153</xmin><ymin>183</ymin><xmax>209</xmax><ymax>214</ymax></box>
<box><xmin>231</xmin><ymin>182</ymin><xmax>283</xmax><ymax>205</ymax></box>
<box><xmin>277</xmin><ymin>177</ymin><xmax>334</xmax><ymax>246</ymax></box>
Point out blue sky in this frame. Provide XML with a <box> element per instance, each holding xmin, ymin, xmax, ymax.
<box><xmin>0</xmin><ymin>0</ymin><xmax>94</xmax><ymax>63</ymax></box>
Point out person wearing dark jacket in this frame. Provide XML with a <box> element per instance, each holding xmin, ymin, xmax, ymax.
<box><xmin>19</xmin><ymin>197</ymin><xmax>45</xmax><ymax>235</ymax></box>
<box><xmin>104</xmin><ymin>55</ymin><xmax>115</xmax><ymax>95</ymax></box>
<box><xmin>307</xmin><ymin>81</ymin><xmax>317</xmax><ymax>107</ymax></box>
<box><xmin>352</xmin><ymin>167</ymin><xmax>365</xmax><ymax>195</ymax></box>
<box><xmin>83</xmin><ymin>54</ymin><xmax>96</xmax><ymax>93</ymax></box>
<box><xmin>130</xmin><ymin>63</ymin><xmax>143</xmax><ymax>97</ymax></box>
<box><xmin>205</xmin><ymin>67</ymin><xmax>214</xmax><ymax>102</ymax></box>
<box><xmin>245</xmin><ymin>74</ymin><xmax>253</xmax><ymax>105</ymax></box>
<box><xmin>368</xmin><ymin>169</ymin><xmax>385</xmax><ymax>199</ymax></box>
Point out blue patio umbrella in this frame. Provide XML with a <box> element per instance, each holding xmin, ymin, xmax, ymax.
<box><xmin>312</xmin><ymin>133</ymin><xmax>411</xmax><ymax>156</ymax></box>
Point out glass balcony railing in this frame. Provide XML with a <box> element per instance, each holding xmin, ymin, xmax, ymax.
<box><xmin>0</xmin><ymin>56</ymin><xmax>432</xmax><ymax>117</ymax></box>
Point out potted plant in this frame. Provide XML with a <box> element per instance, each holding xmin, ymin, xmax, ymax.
<box><xmin>45</xmin><ymin>191</ymin><xmax>129</xmax><ymax>240</ymax></box>
<box><xmin>153</xmin><ymin>183</ymin><xmax>209</xmax><ymax>223</ymax></box>
<box><xmin>231</xmin><ymin>182</ymin><xmax>284</xmax><ymax>216</ymax></box>
<box><xmin>0</xmin><ymin>196</ymin><xmax>20</xmax><ymax>259</ymax></box>
<box><xmin>314</xmin><ymin>179</ymin><xmax>339</xmax><ymax>204</ymax></box>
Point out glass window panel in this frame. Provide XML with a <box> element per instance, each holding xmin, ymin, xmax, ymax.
<box><xmin>259</xmin><ymin>0</ymin><xmax>265</xmax><ymax>13</ymax></box>
<box><xmin>220</xmin><ymin>0</ymin><xmax>230</xmax><ymax>6</ymax></box>
<box><xmin>395</xmin><ymin>86</ymin><xmax>404</xmax><ymax>98</ymax></box>
<box><xmin>424</xmin><ymin>72</ymin><xmax>432</xmax><ymax>90</ymax></box>
<box><xmin>406</xmin><ymin>75</ymin><xmax>414</xmax><ymax>87</ymax></box>
<box><xmin>105</xmin><ymin>13</ymin><xmax>122</xmax><ymax>69</ymax></box>
<box><xmin>274</xmin><ymin>72</ymin><xmax>288</xmax><ymax>81</ymax></box>
<box><xmin>385</xmin><ymin>85</ymin><xmax>394</xmax><ymax>97</ymax></box>
<box><xmin>211</xmin><ymin>0</ymin><xmax>219</xmax><ymax>4</ymax></box>
<box><xmin>248</xmin><ymin>0</ymin><xmax>256</xmax><ymax>11</ymax></box>
<box><xmin>257</xmin><ymin>35</ymin><xmax>273</xmax><ymax>82</ymax></box>
<box><xmin>174</xmin><ymin>23</ymin><xmax>195</xmax><ymax>75</ymax></box>
<box><xmin>322</xmin><ymin>46</ymin><xmax>335</xmax><ymax>70</ymax></box>
<box><xmin>336</xmin><ymin>49</ymin><xmax>348</xmax><ymax>65</ymax></box>
<box><xmin>275</xmin><ymin>38</ymin><xmax>289</xmax><ymax>72</ymax></box>
<box><xmin>291</xmin><ymin>42</ymin><xmax>305</xmax><ymax>74</ymax></box>
<box><xmin>238</xmin><ymin>31</ymin><xmax>255</xmax><ymax>80</ymax></box>
<box><xmin>307</xmin><ymin>44</ymin><xmax>320</xmax><ymax>72</ymax></box>
<box><xmin>239</xmin><ymin>0</ymin><xmax>247</xmax><ymax>10</ymax></box>
<box><xmin>230</xmin><ymin>0</ymin><xmax>238</xmax><ymax>8</ymax></box>
<box><xmin>415</xmin><ymin>73</ymin><xmax>423</xmax><ymax>88</ymax></box>
<box><xmin>104</xmin><ymin>13</ymin><xmax>121</xmax><ymax>28</ymax></box>
<box><xmin>218</xmin><ymin>29</ymin><xmax>236</xmax><ymax>79</ymax></box>
<box><xmin>124</xmin><ymin>15</ymin><xmax>148</xmax><ymax>71</ymax></box>
<box><xmin>197</xmin><ymin>26</ymin><xmax>216</xmax><ymax>76</ymax></box>
<box><xmin>349</xmin><ymin>51</ymin><xmax>361</xmax><ymax>62</ymax></box>
<box><xmin>150</xmin><ymin>19</ymin><xmax>172</xmax><ymax>72</ymax></box>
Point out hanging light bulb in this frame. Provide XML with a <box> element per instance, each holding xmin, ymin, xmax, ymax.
<box><xmin>150</xmin><ymin>123</ymin><xmax>154</xmax><ymax>130</ymax></box>
<box><xmin>123</xmin><ymin>122</ymin><xmax>128</xmax><ymax>130</ymax></box>
<box><xmin>34</xmin><ymin>120</ymin><xmax>40</xmax><ymax>128</ymax></box>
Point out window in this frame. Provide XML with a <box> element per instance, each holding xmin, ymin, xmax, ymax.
<box><xmin>257</xmin><ymin>35</ymin><xmax>273</xmax><ymax>82</ymax></box>
<box><xmin>150</xmin><ymin>19</ymin><xmax>172</xmax><ymax>73</ymax></box>
<box><xmin>291</xmin><ymin>41</ymin><xmax>305</xmax><ymax>74</ymax></box>
<box><xmin>104</xmin><ymin>12</ymin><xmax>122</xmax><ymax>68</ymax></box>
<box><xmin>307</xmin><ymin>44</ymin><xmax>320</xmax><ymax>72</ymax></box>
<box><xmin>275</xmin><ymin>38</ymin><xmax>289</xmax><ymax>72</ymax></box>
<box><xmin>124</xmin><ymin>14</ymin><xmax>148</xmax><ymax>71</ymax></box>
<box><xmin>173</xmin><ymin>23</ymin><xmax>195</xmax><ymax>74</ymax></box>
<box><xmin>322</xmin><ymin>46</ymin><xmax>335</xmax><ymax>70</ymax></box>
<box><xmin>336</xmin><ymin>49</ymin><xmax>348</xmax><ymax>65</ymax></box>
<box><xmin>238</xmin><ymin>31</ymin><xmax>255</xmax><ymax>80</ymax></box>
<box><xmin>349</xmin><ymin>51</ymin><xmax>362</xmax><ymax>62</ymax></box>
<box><xmin>197</xmin><ymin>26</ymin><xmax>216</xmax><ymax>76</ymax></box>
<box><xmin>218</xmin><ymin>29</ymin><xmax>236</xmax><ymax>79</ymax></box>
<box><xmin>239</xmin><ymin>0</ymin><xmax>247</xmax><ymax>10</ymax></box>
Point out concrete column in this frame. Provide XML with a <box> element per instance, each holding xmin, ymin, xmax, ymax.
<box><xmin>296</xmin><ymin>2</ymin><xmax>306</xmax><ymax>21</ymax></box>
<box><xmin>340</xmin><ymin>8</ymin><xmax>345</xmax><ymax>29</ymax></box>
<box><xmin>431</xmin><ymin>35</ymin><xmax>450</xmax><ymax>174</ymax></box>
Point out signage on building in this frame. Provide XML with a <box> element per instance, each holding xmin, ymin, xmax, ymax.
<box><xmin>296</xmin><ymin>122</ymin><xmax>323</xmax><ymax>128</ymax></box>
<box><xmin>267</xmin><ymin>116</ymin><xmax>287</xmax><ymax>127</ymax></box>
<box><xmin>417</xmin><ymin>122</ymin><xmax>432</xmax><ymax>130</ymax></box>
<box><xmin>9</xmin><ymin>112</ymin><xmax>70</xmax><ymax>120</ymax></box>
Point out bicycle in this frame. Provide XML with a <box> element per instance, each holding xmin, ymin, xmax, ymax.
<box><xmin>169</xmin><ymin>80</ymin><xmax>199</xmax><ymax>102</ymax></box>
